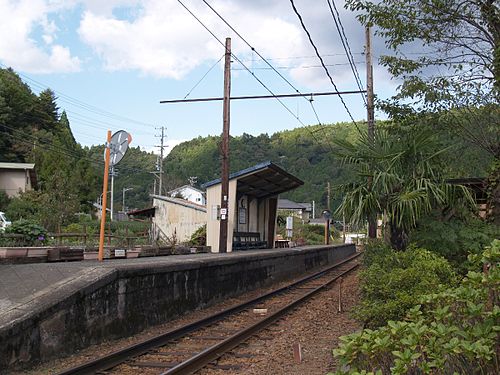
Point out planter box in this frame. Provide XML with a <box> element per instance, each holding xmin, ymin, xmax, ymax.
<box><xmin>126</xmin><ymin>250</ymin><xmax>140</xmax><ymax>258</ymax></box>
<box><xmin>84</xmin><ymin>251</ymin><xmax>99</xmax><ymax>260</ymax></box>
<box><xmin>0</xmin><ymin>248</ymin><xmax>28</xmax><ymax>258</ymax></box>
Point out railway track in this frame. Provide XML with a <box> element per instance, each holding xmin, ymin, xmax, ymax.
<box><xmin>58</xmin><ymin>253</ymin><xmax>361</xmax><ymax>375</ymax></box>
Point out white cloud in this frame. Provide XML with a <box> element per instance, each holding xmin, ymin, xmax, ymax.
<box><xmin>77</xmin><ymin>0</ymin><xmax>311</xmax><ymax>80</ymax></box>
<box><xmin>0</xmin><ymin>0</ymin><xmax>81</xmax><ymax>73</ymax></box>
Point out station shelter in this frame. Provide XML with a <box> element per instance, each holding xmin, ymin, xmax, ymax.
<box><xmin>202</xmin><ymin>161</ymin><xmax>303</xmax><ymax>252</ymax></box>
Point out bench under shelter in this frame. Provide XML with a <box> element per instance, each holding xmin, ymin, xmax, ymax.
<box><xmin>202</xmin><ymin>161</ymin><xmax>304</xmax><ymax>252</ymax></box>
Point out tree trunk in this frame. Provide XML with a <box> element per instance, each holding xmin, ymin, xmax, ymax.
<box><xmin>487</xmin><ymin>160</ymin><xmax>500</xmax><ymax>225</ymax></box>
<box><xmin>389</xmin><ymin>222</ymin><xmax>408</xmax><ymax>251</ymax></box>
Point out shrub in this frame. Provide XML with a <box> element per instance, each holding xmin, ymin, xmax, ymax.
<box><xmin>332</xmin><ymin>240</ymin><xmax>500</xmax><ymax>375</ymax></box>
<box><xmin>5</xmin><ymin>219</ymin><xmax>48</xmax><ymax>246</ymax></box>
<box><xmin>188</xmin><ymin>224</ymin><xmax>206</xmax><ymax>246</ymax></box>
<box><xmin>410</xmin><ymin>214</ymin><xmax>500</xmax><ymax>274</ymax></box>
<box><xmin>356</xmin><ymin>241</ymin><xmax>456</xmax><ymax>328</ymax></box>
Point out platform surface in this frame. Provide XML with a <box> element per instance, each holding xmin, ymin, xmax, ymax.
<box><xmin>0</xmin><ymin>246</ymin><xmax>333</xmax><ymax>314</ymax></box>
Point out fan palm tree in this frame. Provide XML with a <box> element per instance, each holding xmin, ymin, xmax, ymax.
<box><xmin>334</xmin><ymin>127</ymin><xmax>474</xmax><ymax>250</ymax></box>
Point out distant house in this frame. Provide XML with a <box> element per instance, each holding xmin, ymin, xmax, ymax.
<box><xmin>0</xmin><ymin>162</ymin><xmax>36</xmax><ymax>197</ymax></box>
<box><xmin>277</xmin><ymin>198</ymin><xmax>313</xmax><ymax>221</ymax></box>
<box><xmin>168</xmin><ymin>185</ymin><xmax>206</xmax><ymax>206</ymax></box>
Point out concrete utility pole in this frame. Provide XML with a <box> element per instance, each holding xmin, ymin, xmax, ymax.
<box><xmin>110</xmin><ymin>166</ymin><xmax>115</xmax><ymax>221</ymax></box>
<box><xmin>219</xmin><ymin>37</ymin><xmax>231</xmax><ymax>253</ymax></box>
<box><xmin>156</xmin><ymin>126</ymin><xmax>166</xmax><ymax>196</ymax></box>
<box><xmin>366</xmin><ymin>25</ymin><xmax>377</xmax><ymax>239</ymax></box>
<box><xmin>152</xmin><ymin>126</ymin><xmax>167</xmax><ymax>195</ymax></box>
<box><xmin>327</xmin><ymin>182</ymin><xmax>331</xmax><ymax>211</ymax></box>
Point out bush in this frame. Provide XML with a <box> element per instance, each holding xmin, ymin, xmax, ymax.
<box><xmin>410</xmin><ymin>214</ymin><xmax>500</xmax><ymax>274</ymax></box>
<box><xmin>356</xmin><ymin>241</ymin><xmax>456</xmax><ymax>328</ymax></box>
<box><xmin>332</xmin><ymin>240</ymin><xmax>500</xmax><ymax>375</ymax></box>
<box><xmin>188</xmin><ymin>224</ymin><xmax>206</xmax><ymax>246</ymax></box>
<box><xmin>5</xmin><ymin>219</ymin><xmax>48</xmax><ymax>246</ymax></box>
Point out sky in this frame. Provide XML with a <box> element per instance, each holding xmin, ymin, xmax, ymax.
<box><xmin>0</xmin><ymin>0</ymin><xmax>397</xmax><ymax>155</ymax></box>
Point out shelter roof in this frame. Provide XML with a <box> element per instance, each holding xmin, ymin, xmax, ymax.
<box><xmin>446</xmin><ymin>177</ymin><xmax>487</xmax><ymax>203</ymax></box>
<box><xmin>278</xmin><ymin>198</ymin><xmax>307</xmax><ymax>210</ymax></box>
<box><xmin>0</xmin><ymin>162</ymin><xmax>35</xmax><ymax>170</ymax></box>
<box><xmin>127</xmin><ymin>206</ymin><xmax>156</xmax><ymax>218</ymax></box>
<box><xmin>152</xmin><ymin>195</ymin><xmax>206</xmax><ymax>212</ymax></box>
<box><xmin>0</xmin><ymin>162</ymin><xmax>37</xmax><ymax>189</ymax></box>
<box><xmin>168</xmin><ymin>184</ymin><xmax>205</xmax><ymax>195</ymax></box>
<box><xmin>202</xmin><ymin>161</ymin><xmax>303</xmax><ymax>199</ymax></box>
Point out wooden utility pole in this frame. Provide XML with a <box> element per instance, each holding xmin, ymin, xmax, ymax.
<box><xmin>219</xmin><ymin>37</ymin><xmax>231</xmax><ymax>253</ymax></box>
<box><xmin>366</xmin><ymin>25</ymin><xmax>377</xmax><ymax>239</ymax></box>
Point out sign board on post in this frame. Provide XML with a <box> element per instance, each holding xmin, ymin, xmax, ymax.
<box><xmin>286</xmin><ymin>216</ymin><xmax>293</xmax><ymax>239</ymax></box>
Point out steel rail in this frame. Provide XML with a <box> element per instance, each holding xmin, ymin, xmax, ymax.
<box><xmin>57</xmin><ymin>252</ymin><xmax>360</xmax><ymax>375</ymax></box>
<box><xmin>163</xmin><ymin>262</ymin><xmax>359</xmax><ymax>374</ymax></box>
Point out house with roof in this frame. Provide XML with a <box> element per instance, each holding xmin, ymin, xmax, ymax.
<box><xmin>277</xmin><ymin>198</ymin><xmax>313</xmax><ymax>221</ymax></box>
<box><xmin>0</xmin><ymin>162</ymin><xmax>36</xmax><ymax>197</ymax></box>
<box><xmin>168</xmin><ymin>184</ymin><xmax>206</xmax><ymax>206</ymax></box>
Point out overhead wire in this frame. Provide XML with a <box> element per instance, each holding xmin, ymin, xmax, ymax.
<box><xmin>0</xmin><ymin>62</ymin><xmax>156</xmax><ymax>129</ymax></box>
<box><xmin>176</xmin><ymin>0</ymin><xmax>331</xmax><ymax>153</ymax></box>
<box><xmin>289</xmin><ymin>0</ymin><xmax>361</xmax><ymax>133</ymax></box>
<box><xmin>201</xmin><ymin>0</ymin><xmax>335</xmax><ymax>152</ymax></box>
<box><xmin>326</xmin><ymin>0</ymin><xmax>366</xmax><ymax>105</ymax></box>
<box><xmin>0</xmin><ymin>123</ymin><xmax>149</xmax><ymax>175</ymax></box>
<box><xmin>183</xmin><ymin>54</ymin><xmax>225</xmax><ymax>99</ymax></box>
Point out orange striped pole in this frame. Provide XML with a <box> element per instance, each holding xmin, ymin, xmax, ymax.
<box><xmin>98</xmin><ymin>130</ymin><xmax>111</xmax><ymax>262</ymax></box>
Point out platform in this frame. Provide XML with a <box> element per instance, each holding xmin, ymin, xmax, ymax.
<box><xmin>0</xmin><ymin>244</ymin><xmax>355</xmax><ymax>372</ymax></box>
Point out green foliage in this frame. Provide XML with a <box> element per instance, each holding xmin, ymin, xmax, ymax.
<box><xmin>188</xmin><ymin>224</ymin><xmax>206</xmax><ymax>246</ymax></box>
<box><xmin>332</xmin><ymin>240</ymin><xmax>500</xmax><ymax>375</ymax></box>
<box><xmin>356</xmin><ymin>241</ymin><xmax>456</xmax><ymax>328</ymax></box>
<box><xmin>410</xmin><ymin>213</ymin><xmax>500</xmax><ymax>274</ymax></box>
<box><xmin>0</xmin><ymin>190</ymin><xmax>10</xmax><ymax>211</ymax></box>
<box><xmin>334</xmin><ymin>126</ymin><xmax>474</xmax><ymax>250</ymax></box>
<box><xmin>5</xmin><ymin>219</ymin><xmax>48</xmax><ymax>245</ymax></box>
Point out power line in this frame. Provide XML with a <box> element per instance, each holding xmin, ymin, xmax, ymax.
<box><xmin>176</xmin><ymin>0</ymin><xmax>331</xmax><ymax>153</ymax></box>
<box><xmin>183</xmin><ymin>55</ymin><xmax>224</xmax><ymax>99</ymax></box>
<box><xmin>232</xmin><ymin>61</ymin><xmax>365</xmax><ymax>71</ymax></box>
<box><xmin>0</xmin><ymin>62</ymin><xmax>156</xmax><ymax>129</ymax></box>
<box><xmin>289</xmin><ymin>0</ymin><xmax>361</xmax><ymax>132</ymax></box>
<box><xmin>0</xmin><ymin>123</ymin><xmax>148</xmax><ymax>175</ymax></box>
<box><xmin>201</xmin><ymin>0</ymin><xmax>333</xmax><ymax>147</ymax></box>
<box><xmin>326</xmin><ymin>0</ymin><xmax>366</xmax><ymax>105</ymax></box>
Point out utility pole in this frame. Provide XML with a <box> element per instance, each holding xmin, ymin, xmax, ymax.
<box><xmin>155</xmin><ymin>126</ymin><xmax>166</xmax><ymax>196</ymax></box>
<box><xmin>327</xmin><ymin>182</ymin><xmax>331</xmax><ymax>211</ymax></box>
<box><xmin>366</xmin><ymin>25</ymin><xmax>377</xmax><ymax>239</ymax></box>
<box><xmin>110</xmin><ymin>166</ymin><xmax>115</xmax><ymax>221</ymax></box>
<box><xmin>219</xmin><ymin>37</ymin><xmax>231</xmax><ymax>253</ymax></box>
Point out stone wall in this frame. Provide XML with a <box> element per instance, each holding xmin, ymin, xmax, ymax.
<box><xmin>0</xmin><ymin>244</ymin><xmax>355</xmax><ymax>372</ymax></box>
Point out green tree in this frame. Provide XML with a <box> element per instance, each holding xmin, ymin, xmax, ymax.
<box><xmin>346</xmin><ymin>0</ymin><xmax>500</xmax><ymax>223</ymax></box>
<box><xmin>334</xmin><ymin>126</ymin><xmax>473</xmax><ymax>250</ymax></box>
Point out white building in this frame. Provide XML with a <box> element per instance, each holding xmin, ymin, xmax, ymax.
<box><xmin>168</xmin><ymin>185</ymin><xmax>206</xmax><ymax>206</ymax></box>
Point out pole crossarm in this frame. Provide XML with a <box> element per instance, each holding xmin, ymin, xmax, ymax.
<box><xmin>160</xmin><ymin>90</ymin><xmax>366</xmax><ymax>104</ymax></box>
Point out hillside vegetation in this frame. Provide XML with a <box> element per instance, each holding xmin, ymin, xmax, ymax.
<box><xmin>0</xmin><ymin>67</ymin><xmax>493</xmax><ymax>230</ymax></box>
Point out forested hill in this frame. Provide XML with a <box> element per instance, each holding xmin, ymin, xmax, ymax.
<box><xmin>0</xmin><ymin>66</ymin><xmax>492</xmax><ymax>229</ymax></box>
<box><xmin>164</xmin><ymin>124</ymin><xmax>360</xmax><ymax>208</ymax></box>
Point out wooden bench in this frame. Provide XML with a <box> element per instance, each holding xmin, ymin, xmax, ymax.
<box><xmin>233</xmin><ymin>232</ymin><xmax>267</xmax><ymax>250</ymax></box>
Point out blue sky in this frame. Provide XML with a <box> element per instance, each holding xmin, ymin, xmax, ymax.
<box><xmin>0</xmin><ymin>0</ymin><xmax>397</xmax><ymax>154</ymax></box>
